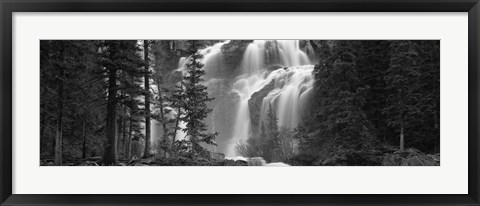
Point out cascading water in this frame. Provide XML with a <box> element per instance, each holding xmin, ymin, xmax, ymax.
<box><xmin>240</xmin><ymin>40</ymin><xmax>266</xmax><ymax>74</ymax></box>
<box><xmin>177</xmin><ymin>40</ymin><xmax>230</xmax><ymax>75</ymax></box>
<box><xmin>259</xmin><ymin>65</ymin><xmax>314</xmax><ymax>129</ymax></box>
<box><xmin>276</xmin><ymin>40</ymin><xmax>311</xmax><ymax>67</ymax></box>
<box><xmin>173</xmin><ymin>40</ymin><xmax>314</xmax><ymax>157</ymax></box>
<box><xmin>226</xmin><ymin>40</ymin><xmax>314</xmax><ymax>157</ymax></box>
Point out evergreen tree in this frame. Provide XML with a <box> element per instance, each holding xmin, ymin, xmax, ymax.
<box><xmin>414</xmin><ymin>40</ymin><xmax>440</xmax><ymax>153</ymax></box>
<box><xmin>169</xmin><ymin>81</ymin><xmax>185</xmax><ymax>150</ymax></box>
<box><xmin>384</xmin><ymin>40</ymin><xmax>422</xmax><ymax>151</ymax></box>
<box><xmin>263</xmin><ymin>103</ymin><xmax>280</xmax><ymax>162</ymax></box>
<box><xmin>306</xmin><ymin>41</ymin><xmax>374</xmax><ymax>158</ymax></box>
<box><xmin>98</xmin><ymin>40</ymin><xmax>144</xmax><ymax>165</ymax></box>
<box><xmin>118</xmin><ymin>49</ymin><xmax>144</xmax><ymax>160</ymax></box>
<box><xmin>40</xmin><ymin>40</ymin><xmax>102</xmax><ymax>165</ymax></box>
<box><xmin>265</xmin><ymin>103</ymin><xmax>279</xmax><ymax>139</ymax></box>
<box><xmin>355</xmin><ymin>41</ymin><xmax>392</xmax><ymax>143</ymax></box>
<box><xmin>143</xmin><ymin>40</ymin><xmax>153</xmax><ymax>158</ymax></box>
<box><xmin>180</xmin><ymin>43</ymin><xmax>218</xmax><ymax>157</ymax></box>
<box><xmin>150</xmin><ymin>40</ymin><xmax>185</xmax><ymax>153</ymax></box>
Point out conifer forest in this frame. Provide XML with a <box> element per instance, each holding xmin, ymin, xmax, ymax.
<box><xmin>40</xmin><ymin>40</ymin><xmax>440</xmax><ymax>166</ymax></box>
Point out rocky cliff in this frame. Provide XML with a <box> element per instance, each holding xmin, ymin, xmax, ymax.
<box><xmin>248</xmin><ymin>80</ymin><xmax>276</xmax><ymax>135</ymax></box>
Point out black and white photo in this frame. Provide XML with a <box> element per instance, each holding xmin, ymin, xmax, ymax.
<box><xmin>40</xmin><ymin>40</ymin><xmax>440</xmax><ymax>166</ymax></box>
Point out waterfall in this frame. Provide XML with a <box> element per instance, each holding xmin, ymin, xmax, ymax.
<box><xmin>239</xmin><ymin>40</ymin><xmax>266</xmax><ymax>74</ymax></box>
<box><xmin>173</xmin><ymin>40</ymin><xmax>315</xmax><ymax>157</ymax></box>
<box><xmin>227</xmin><ymin>73</ymin><xmax>277</xmax><ymax>156</ymax></box>
<box><xmin>177</xmin><ymin>40</ymin><xmax>230</xmax><ymax>76</ymax></box>
<box><xmin>276</xmin><ymin>40</ymin><xmax>310</xmax><ymax>67</ymax></box>
<box><xmin>227</xmin><ymin>40</ymin><xmax>314</xmax><ymax>157</ymax></box>
<box><xmin>259</xmin><ymin>65</ymin><xmax>314</xmax><ymax>129</ymax></box>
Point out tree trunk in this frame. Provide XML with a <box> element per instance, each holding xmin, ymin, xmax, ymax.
<box><xmin>172</xmin><ymin>83</ymin><xmax>183</xmax><ymax>150</ymax></box>
<box><xmin>400</xmin><ymin>115</ymin><xmax>405</xmax><ymax>152</ymax></box>
<box><xmin>172</xmin><ymin>115</ymin><xmax>180</xmax><ymax>149</ymax></box>
<box><xmin>434</xmin><ymin>101</ymin><xmax>439</xmax><ymax>153</ymax></box>
<box><xmin>54</xmin><ymin>65</ymin><xmax>64</xmax><ymax>166</ymax></box>
<box><xmin>159</xmin><ymin>94</ymin><xmax>169</xmax><ymax>158</ymax></box>
<box><xmin>143</xmin><ymin>40</ymin><xmax>152</xmax><ymax>158</ymax></box>
<box><xmin>127</xmin><ymin>119</ymin><xmax>133</xmax><ymax>160</ymax></box>
<box><xmin>122</xmin><ymin>116</ymin><xmax>127</xmax><ymax>160</ymax></box>
<box><xmin>40</xmin><ymin>111</ymin><xmax>45</xmax><ymax>154</ymax></box>
<box><xmin>102</xmin><ymin>68</ymin><xmax>118</xmax><ymax>165</ymax></box>
<box><xmin>82</xmin><ymin>119</ymin><xmax>86</xmax><ymax>159</ymax></box>
<box><xmin>399</xmin><ymin>88</ymin><xmax>405</xmax><ymax>152</ymax></box>
<box><xmin>117</xmin><ymin>116</ymin><xmax>123</xmax><ymax>158</ymax></box>
<box><xmin>156</xmin><ymin>84</ymin><xmax>169</xmax><ymax>149</ymax></box>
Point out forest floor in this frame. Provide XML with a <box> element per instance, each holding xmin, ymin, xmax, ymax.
<box><xmin>40</xmin><ymin>148</ymin><xmax>439</xmax><ymax>166</ymax></box>
<box><xmin>317</xmin><ymin>148</ymin><xmax>440</xmax><ymax>166</ymax></box>
<box><xmin>40</xmin><ymin>156</ymin><xmax>249</xmax><ymax>166</ymax></box>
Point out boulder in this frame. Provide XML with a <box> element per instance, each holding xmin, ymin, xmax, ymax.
<box><xmin>266</xmin><ymin>64</ymin><xmax>284</xmax><ymax>71</ymax></box>
<box><xmin>248</xmin><ymin>80</ymin><xmax>276</xmax><ymax>135</ymax></box>
<box><xmin>221</xmin><ymin>40</ymin><xmax>253</xmax><ymax>71</ymax></box>
<box><xmin>221</xmin><ymin>159</ymin><xmax>248</xmax><ymax>166</ymax></box>
<box><xmin>248</xmin><ymin>157</ymin><xmax>267</xmax><ymax>166</ymax></box>
<box><xmin>210</xmin><ymin>152</ymin><xmax>225</xmax><ymax>161</ymax></box>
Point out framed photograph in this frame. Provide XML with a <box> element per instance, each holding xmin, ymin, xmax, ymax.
<box><xmin>1</xmin><ymin>0</ymin><xmax>479</xmax><ymax>205</ymax></box>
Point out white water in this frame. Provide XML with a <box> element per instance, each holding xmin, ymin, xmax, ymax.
<box><xmin>177</xmin><ymin>40</ymin><xmax>230</xmax><ymax>75</ymax></box>
<box><xmin>240</xmin><ymin>40</ymin><xmax>266</xmax><ymax>74</ymax></box>
<box><xmin>259</xmin><ymin>65</ymin><xmax>314</xmax><ymax>129</ymax></box>
<box><xmin>174</xmin><ymin>40</ymin><xmax>314</xmax><ymax>157</ymax></box>
<box><xmin>276</xmin><ymin>40</ymin><xmax>310</xmax><ymax>67</ymax></box>
<box><xmin>227</xmin><ymin>40</ymin><xmax>314</xmax><ymax>157</ymax></box>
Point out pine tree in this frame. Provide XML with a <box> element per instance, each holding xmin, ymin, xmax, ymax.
<box><xmin>150</xmin><ymin>40</ymin><xmax>184</xmax><ymax>153</ymax></box>
<box><xmin>263</xmin><ymin>103</ymin><xmax>280</xmax><ymax>162</ymax></box>
<box><xmin>265</xmin><ymin>103</ymin><xmax>279</xmax><ymax>139</ymax></box>
<box><xmin>119</xmin><ymin>50</ymin><xmax>144</xmax><ymax>160</ymax></box>
<box><xmin>169</xmin><ymin>81</ymin><xmax>185</xmax><ymax>150</ymax></box>
<box><xmin>414</xmin><ymin>40</ymin><xmax>440</xmax><ymax>153</ymax></box>
<box><xmin>143</xmin><ymin>40</ymin><xmax>153</xmax><ymax>158</ymax></box>
<box><xmin>41</xmin><ymin>40</ymin><xmax>102</xmax><ymax>165</ymax></box>
<box><xmin>151</xmin><ymin>73</ymin><xmax>171</xmax><ymax>154</ymax></box>
<box><xmin>98</xmin><ymin>40</ymin><xmax>144</xmax><ymax>165</ymax></box>
<box><xmin>308</xmin><ymin>41</ymin><xmax>374</xmax><ymax>156</ymax></box>
<box><xmin>260</xmin><ymin>122</ymin><xmax>266</xmax><ymax>139</ymax></box>
<box><xmin>181</xmin><ymin>42</ymin><xmax>218</xmax><ymax>157</ymax></box>
<box><xmin>355</xmin><ymin>41</ymin><xmax>392</xmax><ymax>143</ymax></box>
<box><xmin>384</xmin><ymin>40</ymin><xmax>422</xmax><ymax>152</ymax></box>
<box><xmin>293</xmin><ymin>40</ymin><xmax>440</xmax><ymax>163</ymax></box>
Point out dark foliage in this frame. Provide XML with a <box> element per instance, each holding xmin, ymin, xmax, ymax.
<box><xmin>295</xmin><ymin>40</ymin><xmax>440</xmax><ymax>164</ymax></box>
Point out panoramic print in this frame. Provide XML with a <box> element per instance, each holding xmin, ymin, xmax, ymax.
<box><xmin>40</xmin><ymin>40</ymin><xmax>440</xmax><ymax>166</ymax></box>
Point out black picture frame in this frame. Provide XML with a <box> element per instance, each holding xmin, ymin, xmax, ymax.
<box><xmin>1</xmin><ymin>0</ymin><xmax>479</xmax><ymax>205</ymax></box>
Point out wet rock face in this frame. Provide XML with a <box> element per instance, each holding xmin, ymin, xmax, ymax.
<box><xmin>264</xmin><ymin>40</ymin><xmax>280</xmax><ymax>65</ymax></box>
<box><xmin>152</xmin><ymin>40</ymin><xmax>224</xmax><ymax>73</ymax></box>
<box><xmin>248</xmin><ymin>80</ymin><xmax>276</xmax><ymax>135</ymax></box>
<box><xmin>299</xmin><ymin>40</ymin><xmax>316</xmax><ymax>60</ymax></box>
<box><xmin>266</xmin><ymin>64</ymin><xmax>284</xmax><ymax>71</ymax></box>
<box><xmin>221</xmin><ymin>40</ymin><xmax>253</xmax><ymax>73</ymax></box>
<box><xmin>197</xmin><ymin>40</ymin><xmax>224</xmax><ymax>49</ymax></box>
